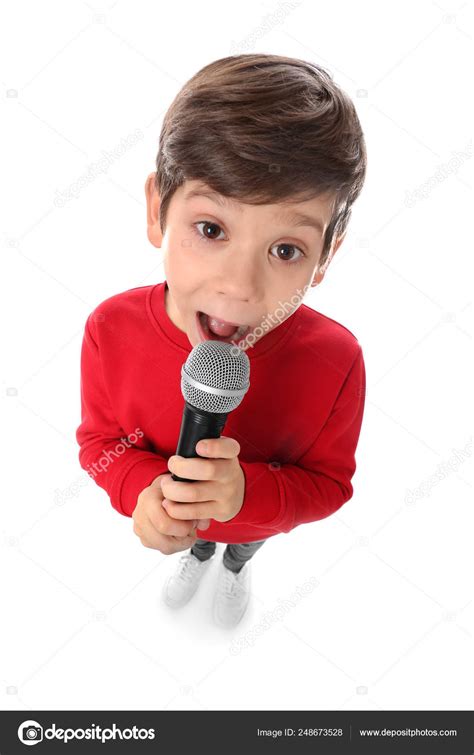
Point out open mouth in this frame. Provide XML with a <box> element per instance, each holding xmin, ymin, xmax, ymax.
<box><xmin>196</xmin><ymin>311</ymin><xmax>250</xmax><ymax>345</ymax></box>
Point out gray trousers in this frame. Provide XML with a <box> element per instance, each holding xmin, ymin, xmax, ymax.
<box><xmin>191</xmin><ymin>538</ymin><xmax>266</xmax><ymax>573</ymax></box>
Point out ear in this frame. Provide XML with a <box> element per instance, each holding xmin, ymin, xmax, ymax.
<box><xmin>311</xmin><ymin>231</ymin><xmax>347</xmax><ymax>286</ymax></box>
<box><xmin>145</xmin><ymin>172</ymin><xmax>163</xmax><ymax>248</ymax></box>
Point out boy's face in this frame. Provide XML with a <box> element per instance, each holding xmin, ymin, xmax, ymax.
<box><xmin>145</xmin><ymin>175</ymin><xmax>345</xmax><ymax>349</ymax></box>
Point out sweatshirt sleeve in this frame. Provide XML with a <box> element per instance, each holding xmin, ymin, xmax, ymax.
<box><xmin>226</xmin><ymin>346</ymin><xmax>366</xmax><ymax>534</ymax></box>
<box><xmin>76</xmin><ymin>315</ymin><xmax>170</xmax><ymax>517</ymax></box>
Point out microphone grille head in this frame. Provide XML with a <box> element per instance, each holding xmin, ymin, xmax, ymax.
<box><xmin>181</xmin><ymin>340</ymin><xmax>250</xmax><ymax>413</ymax></box>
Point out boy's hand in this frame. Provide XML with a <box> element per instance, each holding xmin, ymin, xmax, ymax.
<box><xmin>132</xmin><ymin>474</ymin><xmax>201</xmax><ymax>555</ymax></box>
<box><xmin>160</xmin><ymin>436</ymin><xmax>245</xmax><ymax>526</ymax></box>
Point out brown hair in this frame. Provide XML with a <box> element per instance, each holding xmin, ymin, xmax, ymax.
<box><xmin>154</xmin><ymin>53</ymin><xmax>367</xmax><ymax>271</ymax></box>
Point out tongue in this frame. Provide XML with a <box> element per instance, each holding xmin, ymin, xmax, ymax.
<box><xmin>207</xmin><ymin>316</ymin><xmax>239</xmax><ymax>337</ymax></box>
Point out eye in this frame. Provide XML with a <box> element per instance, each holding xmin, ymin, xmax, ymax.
<box><xmin>191</xmin><ymin>221</ymin><xmax>306</xmax><ymax>264</ymax></box>
<box><xmin>270</xmin><ymin>242</ymin><xmax>305</xmax><ymax>264</ymax></box>
<box><xmin>193</xmin><ymin>221</ymin><xmax>225</xmax><ymax>241</ymax></box>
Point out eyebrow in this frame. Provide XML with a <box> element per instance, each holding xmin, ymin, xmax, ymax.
<box><xmin>184</xmin><ymin>188</ymin><xmax>325</xmax><ymax>236</ymax></box>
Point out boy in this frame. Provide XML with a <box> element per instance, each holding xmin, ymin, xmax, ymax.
<box><xmin>76</xmin><ymin>53</ymin><xmax>367</xmax><ymax>628</ymax></box>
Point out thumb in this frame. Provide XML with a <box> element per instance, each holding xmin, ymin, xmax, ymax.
<box><xmin>157</xmin><ymin>472</ymin><xmax>172</xmax><ymax>492</ymax></box>
<box><xmin>197</xmin><ymin>518</ymin><xmax>211</xmax><ymax>531</ymax></box>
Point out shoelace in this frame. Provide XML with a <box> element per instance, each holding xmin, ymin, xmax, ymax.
<box><xmin>222</xmin><ymin>567</ymin><xmax>246</xmax><ymax>599</ymax></box>
<box><xmin>178</xmin><ymin>554</ymin><xmax>206</xmax><ymax>583</ymax></box>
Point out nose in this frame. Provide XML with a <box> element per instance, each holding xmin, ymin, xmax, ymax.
<box><xmin>215</xmin><ymin>253</ymin><xmax>264</xmax><ymax>305</ymax></box>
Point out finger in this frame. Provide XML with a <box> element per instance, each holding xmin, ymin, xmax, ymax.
<box><xmin>147</xmin><ymin>502</ymin><xmax>196</xmax><ymax>539</ymax></box>
<box><xmin>169</xmin><ymin>532</ymin><xmax>199</xmax><ymax>553</ymax></box>
<box><xmin>161</xmin><ymin>477</ymin><xmax>217</xmax><ymax>502</ymax></box>
<box><xmin>153</xmin><ymin>530</ymin><xmax>197</xmax><ymax>555</ymax></box>
<box><xmin>166</xmin><ymin>456</ymin><xmax>229</xmax><ymax>482</ymax></box>
<box><xmin>162</xmin><ymin>498</ymin><xmax>215</xmax><ymax>523</ymax></box>
<box><xmin>136</xmin><ymin>513</ymin><xmax>169</xmax><ymax>549</ymax></box>
<box><xmin>195</xmin><ymin>435</ymin><xmax>241</xmax><ymax>459</ymax></box>
<box><xmin>196</xmin><ymin>519</ymin><xmax>211</xmax><ymax>531</ymax></box>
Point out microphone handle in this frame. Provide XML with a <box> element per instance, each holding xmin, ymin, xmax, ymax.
<box><xmin>171</xmin><ymin>401</ymin><xmax>228</xmax><ymax>483</ymax></box>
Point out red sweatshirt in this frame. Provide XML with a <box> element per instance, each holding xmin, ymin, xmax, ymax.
<box><xmin>76</xmin><ymin>280</ymin><xmax>366</xmax><ymax>544</ymax></box>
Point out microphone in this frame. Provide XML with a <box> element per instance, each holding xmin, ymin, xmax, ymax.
<box><xmin>171</xmin><ymin>340</ymin><xmax>250</xmax><ymax>484</ymax></box>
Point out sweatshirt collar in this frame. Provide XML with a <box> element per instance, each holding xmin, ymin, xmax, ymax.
<box><xmin>147</xmin><ymin>280</ymin><xmax>301</xmax><ymax>359</ymax></box>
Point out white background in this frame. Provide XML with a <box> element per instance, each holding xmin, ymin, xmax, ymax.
<box><xmin>0</xmin><ymin>0</ymin><xmax>472</xmax><ymax>712</ymax></box>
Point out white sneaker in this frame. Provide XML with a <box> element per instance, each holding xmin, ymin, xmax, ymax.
<box><xmin>162</xmin><ymin>551</ymin><xmax>215</xmax><ymax>608</ymax></box>
<box><xmin>212</xmin><ymin>560</ymin><xmax>251</xmax><ymax>628</ymax></box>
